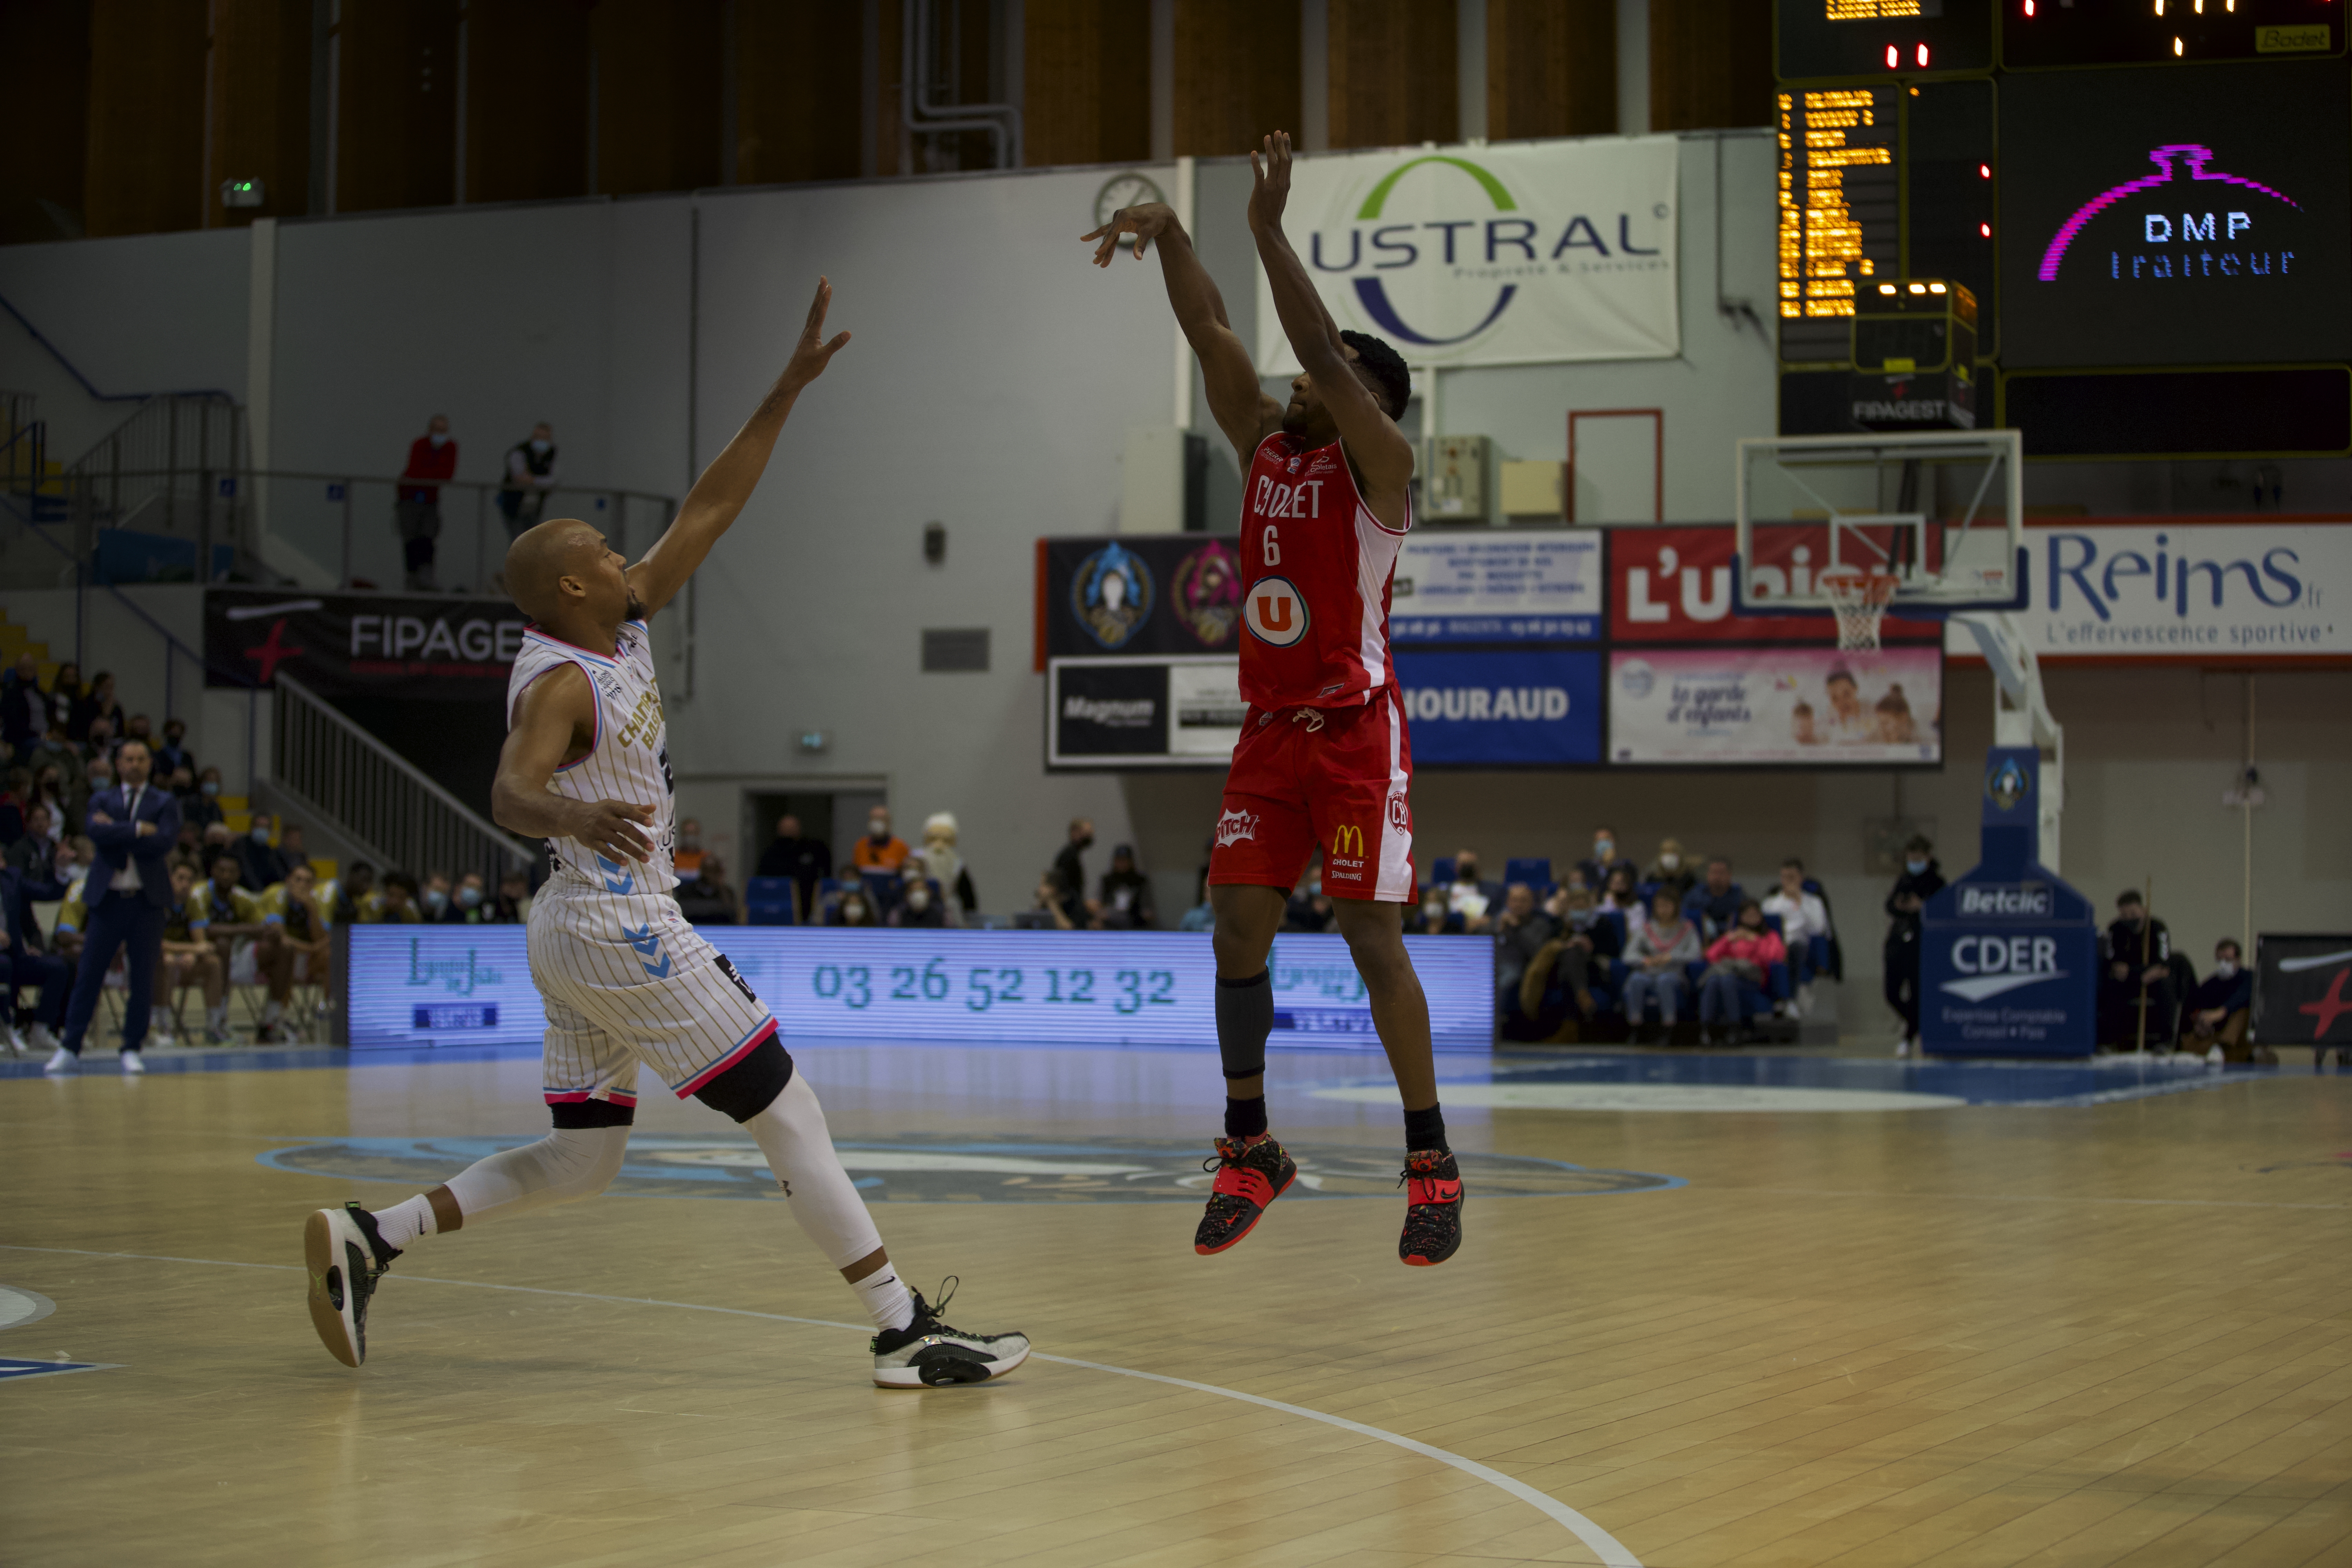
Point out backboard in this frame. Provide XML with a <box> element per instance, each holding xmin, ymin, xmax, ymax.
<box><xmin>1733</xmin><ymin>430</ymin><xmax>2027</xmax><ymax>620</ymax></box>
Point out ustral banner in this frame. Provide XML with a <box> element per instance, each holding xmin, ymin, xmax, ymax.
<box><xmin>1254</xmin><ymin>137</ymin><xmax>1680</xmax><ymax>372</ymax></box>
<box><xmin>206</xmin><ymin>588</ymin><xmax>528</xmax><ymax>697</ymax></box>
<box><xmin>1609</xmin><ymin>646</ymin><xmax>1944</xmax><ymax>765</ymax></box>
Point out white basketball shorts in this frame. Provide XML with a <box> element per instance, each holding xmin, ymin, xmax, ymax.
<box><xmin>526</xmin><ymin>875</ymin><xmax>778</xmax><ymax>1112</ymax></box>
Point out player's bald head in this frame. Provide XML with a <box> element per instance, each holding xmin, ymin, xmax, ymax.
<box><xmin>504</xmin><ymin>519</ymin><xmax>601</xmax><ymax>620</ymax></box>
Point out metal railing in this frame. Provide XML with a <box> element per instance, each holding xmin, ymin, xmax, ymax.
<box><xmin>272</xmin><ymin>670</ymin><xmax>535</xmax><ymax>885</ymax></box>
<box><xmin>61</xmin><ymin>394</ymin><xmax>250</xmax><ymax>566</ymax></box>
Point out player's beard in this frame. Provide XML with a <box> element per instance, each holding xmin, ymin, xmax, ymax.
<box><xmin>1280</xmin><ymin>398</ymin><xmax>1314</xmax><ymax>437</ymax></box>
<box><xmin>624</xmin><ymin>588</ymin><xmax>646</xmax><ymax>621</ymax></box>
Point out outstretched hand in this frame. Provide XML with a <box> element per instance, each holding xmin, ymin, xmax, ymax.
<box><xmin>1081</xmin><ymin>202</ymin><xmax>1177</xmax><ymax>267</ymax></box>
<box><xmin>1248</xmin><ymin>131</ymin><xmax>1295</xmax><ymax>231</ymax></box>
<box><xmin>783</xmin><ymin>277</ymin><xmax>853</xmax><ymax>388</ymax></box>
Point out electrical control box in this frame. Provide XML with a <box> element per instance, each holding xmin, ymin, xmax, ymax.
<box><xmin>1421</xmin><ymin>436</ymin><xmax>1490</xmax><ymax>522</ymax></box>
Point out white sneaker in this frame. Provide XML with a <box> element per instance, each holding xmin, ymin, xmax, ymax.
<box><xmin>120</xmin><ymin>1050</ymin><xmax>145</xmax><ymax>1075</ymax></box>
<box><xmin>2206</xmin><ymin>1044</ymin><xmax>2225</xmax><ymax>1065</ymax></box>
<box><xmin>149</xmin><ymin>1029</ymin><xmax>175</xmax><ymax>1050</ymax></box>
<box><xmin>1894</xmin><ymin>1037</ymin><xmax>1913</xmax><ymax>1058</ymax></box>
<box><xmin>28</xmin><ymin>1023</ymin><xmax>58</xmax><ymax>1052</ymax></box>
<box><xmin>44</xmin><ymin>1047</ymin><xmax>76</xmax><ymax>1075</ymax></box>
<box><xmin>5</xmin><ymin>1026</ymin><xmax>24</xmax><ymax>1055</ymax></box>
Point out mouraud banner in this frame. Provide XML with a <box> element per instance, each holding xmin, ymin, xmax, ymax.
<box><xmin>1608</xmin><ymin>646</ymin><xmax>1944</xmax><ymax>766</ymax></box>
<box><xmin>1943</xmin><ymin>520</ymin><xmax>2352</xmax><ymax>662</ymax></box>
<box><xmin>1254</xmin><ymin>136</ymin><xmax>1680</xmax><ymax>372</ymax></box>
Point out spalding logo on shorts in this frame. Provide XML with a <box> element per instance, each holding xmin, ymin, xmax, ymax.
<box><xmin>1245</xmin><ymin>577</ymin><xmax>1308</xmax><ymax>646</ymax></box>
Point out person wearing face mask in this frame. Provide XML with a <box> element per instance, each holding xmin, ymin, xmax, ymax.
<box><xmin>1411</xmin><ymin>889</ymin><xmax>1466</xmax><ymax>935</ymax></box>
<box><xmin>1645</xmin><ymin>837</ymin><xmax>1697</xmax><ymax>906</ymax></box>
<box><xmin>677</xmin><ymin>857</ymin><xmax>742</xmax><ymax>925</ymax></box>
<box><xmin>1284</xmin><ymin>857</ymin><xmax>1337</xmax><ymax>934</ymax></box>
<box><xmin>2181</xmin><ymin>938</ymin><xmax>2256</xmax><ymax>1063</ymax></box>
<box><xmin>420</xmin><ymin>870</ymin><xmax>463</xmax><ymax>924</ymax></box>
<box><xmin>154</xmin><ymin>716</ymin><xmax>196</xmax><ymax>779</ymax></box>
<box><xmin>1574</xmin><ymin>828</ymin><xmax>1637</xmax><ymax>895</ymax></box>
<box><xmin>446</xmin><ymin>870</ymin><xmax>490</xmax><ymax>923</ymax></box>
<box><xmin>852</xmin><ymin>808</ymin><xmax>911</xmax><ymax>875</ymax></box>
<box><xmin>185</xmin><ymin>766</ymin><xmax>227</xmax><ymax>830</ymax></box>
<box><xmin>889</xmin><ymin>872</ymin><xmax>947</xmax><ymax>928</ymax></box>
<box><xmin>1883</xmin><ymin>835</ymin><xmax>1944</xmax><ymax>1057</ymax></box>
<box><xmin>236</xmin><ymin>813</ymin><xmax>295</xmax><ymax>891</ymax></box>
<box><xmin>831</xmin><ymin>886</ymin><xmax>878</xmax><ymax>927</ymax></box>
<box><xmin>1519</xmin><ymin>887</ymin><xmax>1624</xmax><ymax>1040</ymax></box>
<box><xmin>397</xmin><ymin>414</ymin><xmax>459</xmax><ymax>591</ymax></box>
<box><xmin>1097</xmin><ymin>845</ymin><xmax>1156</xmax><ymax>931</ymax></box>
<box><xmin>497</xmin><ymin>422</ymin><xmax>560</xmax><ymax>541</ymax></box>
<box><xmin>1050</xmin><ymin>817</ymin><xmax>1095</xmax><ymax>922</ymax></box>
<box><xmin>1444</xmin><ymin>850</ymin><xmax>1495</xmax><ymax>934</ymax></box>
<box><xmin>26</xmin><ymin>721</ymin><xmax>86</xmax><ymax>829</ymax></box>
<box><xmin>2098</xmin><ymin>889</ymin><xmax>2177</xmax><ymax>1050</ymax></box>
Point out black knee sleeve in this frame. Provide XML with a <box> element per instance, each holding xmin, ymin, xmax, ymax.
<box><xmin>691</xmin><ymin>1035</ymin><xmax>797</xmax><ymax>1123</ymax></box>
<box><xmin>551</xmin><ymin>1098</ymin><xmax>636</xmax><ymax>1130</ymax></box>
<box><xmin>1215</xmin><ymin>970</ymin><xmax>1273</xmax><ymax>1080</ymax></box>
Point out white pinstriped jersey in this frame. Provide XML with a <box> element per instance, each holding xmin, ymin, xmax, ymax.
<box><xmin>506</xmin><ymin>619</ymin><xmax>677</xmax><ymax>895</ymax></box>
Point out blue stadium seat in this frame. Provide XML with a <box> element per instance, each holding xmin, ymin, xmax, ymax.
<box><xmin>1430</xmin><ymin>856</ymin><xmax>1456</xmax><ymax>886</ymax></box>
<box><xmin>1503</xmin><ymin>857</ymin><xmax>1552</xmax><ymax>892</ymax></box>
<box><xmin>744</xmin><ymin>876</ymin><xmax>796</xmax><ymax>926</ymax></box>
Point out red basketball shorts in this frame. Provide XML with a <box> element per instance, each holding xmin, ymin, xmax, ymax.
<box><xmin>1208</xmin><ymin>685</ymin><xmax>1416</xmax><ymax>902</ymax></box>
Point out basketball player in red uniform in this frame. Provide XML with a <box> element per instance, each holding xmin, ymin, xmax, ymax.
<box><xmin>1084</xmin><ymin>132</ymin><xmax>1461</xmax><ymax>1267</ymax></box>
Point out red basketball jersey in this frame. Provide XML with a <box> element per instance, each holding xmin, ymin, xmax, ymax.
<box><xmin>1236</xmin><ymin>431</ymin><xmax>1410</xmax><ymax>710</ymax></box>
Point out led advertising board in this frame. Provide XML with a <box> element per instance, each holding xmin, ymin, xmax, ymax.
<box><xmin>1998</xmin><ymin>61</ymin><xmax>2352</xmax><ymax>368</ymax></box>
<box><xmin>345</xmin><ymin>927</ymin><xmax>1497</xmax><ymax>1052</ymax></box>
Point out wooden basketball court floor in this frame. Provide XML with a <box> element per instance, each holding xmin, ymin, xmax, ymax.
<box><xmin>2</xmin><ymin>1042</ymin><xmax>2347</xmax><ymax>1568</ymax></box>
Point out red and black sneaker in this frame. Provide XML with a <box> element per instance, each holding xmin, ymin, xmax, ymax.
<box><xmin>1398</xmin><ymin>1150</ymin><xmax>1465</xmax><ymax>1267</ymax></box>
<box><xmin>1193</xmin><ymin>1136</ymin><xmax>1298</xmax><ymax>1256</ymax></box>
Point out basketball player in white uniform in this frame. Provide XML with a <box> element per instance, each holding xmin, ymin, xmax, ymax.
<box><xmin>304</xmin><ymin>279</ymin><xmax>1029</xmax><ymax>1388</ymax></box>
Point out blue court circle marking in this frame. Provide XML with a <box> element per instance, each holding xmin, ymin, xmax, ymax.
<box><xmin>0</xmin><ymin>1244</ymin><xmax>1643</xmax><ymax>1566</ymax></box>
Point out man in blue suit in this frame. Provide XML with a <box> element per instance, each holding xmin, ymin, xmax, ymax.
<box><xmin>3</xmin><ymin>841</ymin><xmax>73</xmax><ymax>1054</ymax></box>
<box><xmin>50</xmin><ymin>737</ymin><xmax>180</xmax><ymax>1074</ymax></box>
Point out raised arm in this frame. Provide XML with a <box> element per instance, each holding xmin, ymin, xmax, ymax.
<box><xmin>626</xmin><ymin>277</ymin><xmax>852</xmax><ymax>619</ymax></box>
<box><xmin>1248</xmin><ymin>132</ymin><xmax>1415</xmax><ymax>526</ymax></box>
<box><xmin>1083</xmin><ymin>203</ymin><xmax>1281</xmax><ymax>464</ymax></box>
<box><xmin>490</xmin><ymin>664</ymin><xmax>659</xmax><ymax>864</ymax></box>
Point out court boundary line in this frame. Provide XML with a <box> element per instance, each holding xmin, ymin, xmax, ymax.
<box><xmin>0</xmin><ymin>1243</ymin><xmax>1642</xmax><ymax>1567</ymax></box>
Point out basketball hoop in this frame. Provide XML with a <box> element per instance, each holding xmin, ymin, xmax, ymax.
<box><xmin>1820</xmin><ymin>570</ymin><xmax>1902</xmax><ymax>651</ymax></box>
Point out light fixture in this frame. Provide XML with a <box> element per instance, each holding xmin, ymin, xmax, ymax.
<box><xmin>2024</xmin><ymin>0</ymin><xmax>2034</xmax><ymax>13</ymax></box>
<box><xmin>2174</xmin><ymin>35</ymin><xmax>2184</xmax><ymax>54</ymax></box>
<box><xmin>220</xmin><ymin>179</ymin><xmax>265</xmax><ymax>209</ymax></box>
<box><xmin>1885</xmin><ymin>44</ymin><xmax>1898</xmax><ymax>67</ymax></box>
<box><xmin>1880</xmin><ymin>283</ymin><xmax>1898</xmax><ymax>294</ymax></box>
<box><xmin>1979</xmin><ymin>222</ymin><xmax>1992</xmax><ymax>237</ymax></box>
<box><xmin>1909</xmin><ymin>282</ymin><xmax>1927</xmax><ymax>293</ymax></box>
<box><xmin>1980</xmin><ymin>163</ymin><xmax>1992</xmax><ymax>179</ymax></box>
<box><xmin>1917</xmin><ymin>43</ymin><xmax>1930</xmax><ymax>66</ymax></box>
<box><xmin>1929</xmin><ymin>282</ymin><xmax>1947</xmax><ymax>293</ymax></box>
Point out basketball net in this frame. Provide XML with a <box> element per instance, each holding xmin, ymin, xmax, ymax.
<box><xmin>1819</xmin><ymin>570</ymin><xmax>1901</xmax><ymax>652</ymax></box>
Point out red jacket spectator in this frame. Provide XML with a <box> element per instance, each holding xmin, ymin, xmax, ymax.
<box><xmin>401</xmin><ymin>419</ymin><xmax>457</xmax><ymax>504</ymax></box>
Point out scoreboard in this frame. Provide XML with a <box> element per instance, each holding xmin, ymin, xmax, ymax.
<box><xmin>1774</xmin><ymin>0</ymin><xmax>2352</xmax><ymax>457</ymax></box>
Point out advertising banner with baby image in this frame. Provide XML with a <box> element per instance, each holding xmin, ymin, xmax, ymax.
<box><xmin>1607</xmin><ymin>646</ymin><xmax>1943</xmax><ymax>766</ymax></box>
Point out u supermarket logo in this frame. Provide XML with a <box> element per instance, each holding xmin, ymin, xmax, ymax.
<box><xmin>1305</xmin><ymin>156</ymin><xmax>1663</xmax><ymax>347</ymax></box>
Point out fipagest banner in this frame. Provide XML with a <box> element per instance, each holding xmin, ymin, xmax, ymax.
<box><xmin>1254</xmin><ymin>137</ymin><xmax>1680</xmax><ymax>372</ymax></box>
<box><xmin>1609</xmin><ymin>646</ymin><xmax>1944</xmax><ymax>765</ymax></box>
<box><xmin>205</xmin><ymin>588</ymin><xmax>527</xmax><ymax>697</ymax></box>
<box><xmin>1942</xmin><ymin>520</ymin><xmax>2352</xmax><ymax>661</ymax></box>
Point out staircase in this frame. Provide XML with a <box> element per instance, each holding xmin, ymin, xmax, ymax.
<box><xmin>0</xmin><ymin>604</ymin><xmax>60</xmax><ymax>686</ymax></box>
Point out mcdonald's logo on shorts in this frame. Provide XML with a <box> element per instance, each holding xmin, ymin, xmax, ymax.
<box><xmin>1329</xmin><ymin>824</ymin><xmax>1366</xmax><ymax>869</ymax></box>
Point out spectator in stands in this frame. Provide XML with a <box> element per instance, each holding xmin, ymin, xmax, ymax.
<box><xmin>833</xmin><ymin>885</ymin><xmax>878</xmax><ymax>927</ymax></box>
<box><xmin>71</xmin><ymin>671</ymin><xmax>122</xmax><ymax>746</ymax></box>
<box><xmin>363</xmin><ymin>871</ymin><xmax>424</xmax><ymax>923</ymax></box>
<box><xmin>45</xmin><ymin>662</ymin><xmax>82</xmax><ymax>739</ymax></box>
<box><xmin>487</xmin><ymin>869</ymin><xmax>530</xmax><ymax>923</ymax></box>
<box><xmin>1698</xmin><ymin>900</ymin><xmax>1787</xmax><ymax>1045</ymax></box>
<box><xmin>1285</xmin><ymin>856</ymin><xmax>1338</xmax><ymax>933</ymax></box>
<box><xmin>397</xmin><ymin>413</ymin><xmax>458</xmax><ymax>591</ymax></box>
<box><xmin>1519</xmin><ymin>887</ymin><xmax>1622</xmax><ymax>1035</ymax></box>
<box><xmin>448</xmin><ymin>870</ymin><xmax>488</xmax><ymax>921</ymax></box>
<box><xmin>278</xmin><ymin>822</ymin><xmax>309</xmax><ymax>872</ymax></box>
<box><xmin>854</xmin><ymin>806</ymin><xmax>911</xmax><ymax>877</ymax></box>
<box><xmin>2100</xmin><ymin>889</ymin><xmax>2175</xmax><ymax>1049</ymax></box>
<box><xmin>0</xmin><ymin>766</ymin><xmax>26</xmax><ymax>845</ymax></box>
<box><xmin>154</xmin><ymin>717</ymin><xmax>194</xmax><ymax>780</ymax></box>
<box><xmin>1</xmin><ymin>653</ymin><xmax>45</xmax><ymax>764</ymax></box>
<box><xmin>1622</xmin><ymin>889</ymin><xmax>1701</xmax><ymax>1040</ymax></box>
<box><xmin>83</xmin><ymin>749</ymin><xmax>113</xmax><ymax>804</ymax></box>
<box><xmin>186</xmin><ymin>766</ymin><xmax>227</xmax><ymax>830</ymax></box>
<box><xmin>1445</xmin><ymin>850</ymin><xmax>1495</xmax><ymax>933</ymax></box>
<box><xmin>1492</xmin><ymin>883</ymin><xmax>1557</xmax><ymax>1032</ymax></box>
<box><xmin>496</xmin><ymin>422</ymin><xmax>560</xmax><ymax>543</ymax></box>
<box><xmin>1574</xmin><ymin>827</ymin><xmax>1637</xmax><ymax>894</ymax></box>
<box><xmin>8</xmin><ymin>802</ymin><xmax>60</xmax><ymax>877</ymax></box>
<box><xmin>1761</xmin><ymin>858</ymin><xmax>1832</xmax><ymax>1013</ymax></box>
<box><xmin>159</xmin><ymin>859</ymin><xmax>227</xmax><ymax>1044</ymax></box>
<box><xmin>2</xmin><ymin>838</ymin><xmax>72</xmax><ymax>1055</ymax></box>
<box><xmin>419</xmin><ymin>871</ymin><xmax>461</xmax><ymax>922</ymax></box>
<box><xmin>1412</xmin><ymin>887</ymin><xmax>1466</xmax><ymax>934</ymax></box>
<box><xmin>675</xmin><ymin>857</ymin><xmax>739</xmax><ymax>924</ymax></box>
<box><xmin>122</xmin><ymin>713</ymin><xmax>154</xmax><ymax>751</ymax></box>
<box><xmin>889</xmin><ymin>871</ymin><xmax>947</xmax><ymax>928</ymax></box>
<box><xmin>673</xmin><ymin>819</ymin><xmax>707</xmax><ymax>883</ymax></box>
<box><xmin>2182</xmin><ymin>938</ymin><xmax>2255</xmax><ymax>1062</ymax></box>
<box><xmin>1645</xmin><ymin>837</ymin><xmax>1697</xmax><ymax>906</ymax></box>
<box><xmin>1051</xmin><ymin>818</ymin><xmax>1094</xmax><ymax>916</ymax></box>
<box><xmin>324</xmin><ymin>860</ymin><xmax>374</xmax><ymax>926</ymax></box>
<box><xmin>1098</xmin><ymin>845</ymin><xmax>1156</xmax><ymax>930</ymax></box>
<box><xmin>27</xmin><ymin>730</ymin><xmax>85</xmax><ymax>829</ymax></box>
<box><xmin>1018</xmin><ymin>872</ymin><xmax>1072</xmax><ymax>930</ymax></box>
<box><xmin>1884</xmin><ymin>835</ymin><xmax>1942</xmax><ymax>1056</ymax></box>
<box><xmin>237</xmin><ymin>813</ymin><xmax>294</xmax><ymax>891</ymax></box>
<box><xmin>1684</xmin><ymin>855</ymin><xmax>1744</xmax><ymax>939</ymax></box>
<box><xmin>167</xmin><ymin>764</ymin><xmax>201</xmax><ymax>817</ymax></box>
<box><xmin>1600</xmin><ymin>863</ymin><xmax>1648</xmax><ymax>942</ymax></box>
<box><xmin>757</xmin><ymin>813</ymin><xmax>831</xmax><ymax>923</ymax></box>
<box><xmin>168</xmin><ymin>819</ymin><xmax>203</xmax><ymax>871</ymax></box>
